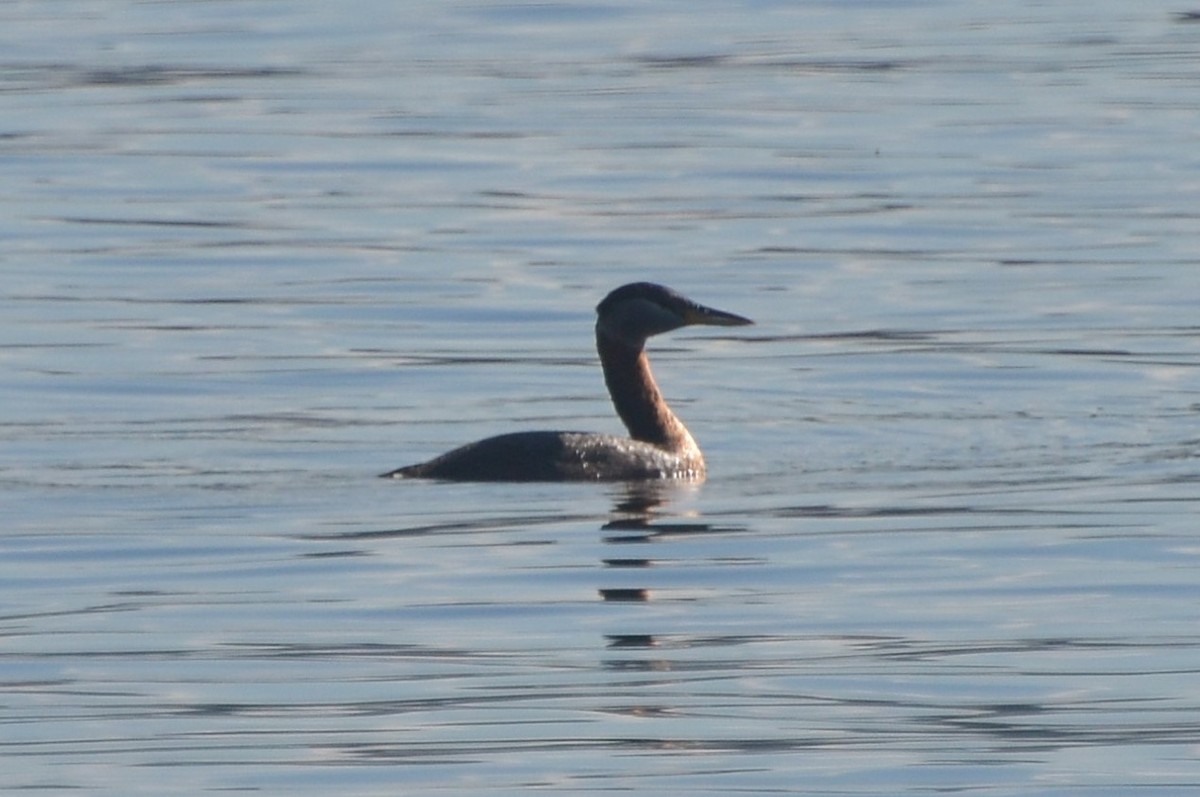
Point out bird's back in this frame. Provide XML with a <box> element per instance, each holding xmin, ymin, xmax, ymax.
<box><xmin>382</xmin><ymin>430</ymin><xmax>704</xmax><ymax>482</ymax></box>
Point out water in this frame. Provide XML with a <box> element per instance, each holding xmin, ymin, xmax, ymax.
<box><xmin>2</xmin><ymin>1</ymin><xmax>1199</xmax><ymax>794</ymax></box>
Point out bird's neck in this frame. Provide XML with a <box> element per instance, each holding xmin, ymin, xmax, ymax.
<box><xmin>596</xmin><ymin>330</ymin><xmax>698</xmax><ymax>454</ymax></box>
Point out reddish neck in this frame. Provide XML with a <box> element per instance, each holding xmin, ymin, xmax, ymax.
<box><xmin>596</xmin><ymin>331</ymin><xmax>696</xmax><ymax>453</ymax></box>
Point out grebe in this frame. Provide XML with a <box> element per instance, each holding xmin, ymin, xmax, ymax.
<box><xmin>381</xmin><ymin>282</ymin><xmax>753</xmax><ymax>482</ymax></box>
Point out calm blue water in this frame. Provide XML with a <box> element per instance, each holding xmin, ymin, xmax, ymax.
<box><xmin>2</xmin><ymin>1</ymin><xmax>1199</xmax><ymax>794</ymax></box>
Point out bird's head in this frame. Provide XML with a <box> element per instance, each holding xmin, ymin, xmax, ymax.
<box><xmin>595</xmin><ymin>282</ymin><xmax>753</xmax><ymax>347</ymax></box>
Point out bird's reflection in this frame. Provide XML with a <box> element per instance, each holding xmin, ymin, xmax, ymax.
<box><xmin>608</xmin><ymin>481</ymin><xmax>678</xmax><ymax>517</ymax></box>
<box><xmin>603</xmin><ymin>633</ymin><xmax>657</xmax><ymax>648</ymax></box>
<box><xmin>600</xmin><ymin>481</ymin><xmax>740</xmax><ymax>544</ymax></box>
<box><xmin>597</xmin><ymin>481</ymin><xmax>743</xmax><ymax>654</ymax></box>
<box><xmin>596</xmin><ymin>482</ymin><xmax>758</xmax><ymax>728</ymax></box>
<box><xmin>598</xmin><ymin>587</ymin><xmax>651</xmax><ymax>602</ymax></box>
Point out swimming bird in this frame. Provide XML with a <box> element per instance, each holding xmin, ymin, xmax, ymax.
<box><xmin>382</xmin><ymin>282</ymin><xmax>753</xmax><ymax>482</ymax></box>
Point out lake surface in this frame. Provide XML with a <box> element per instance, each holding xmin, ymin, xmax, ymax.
<box><xmin>2</xmin><ymin>1</ymin><xmax>1198</xmax><ymax>794</ymax></box>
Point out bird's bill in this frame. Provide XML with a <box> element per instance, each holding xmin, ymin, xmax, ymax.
<box><xmin>684</xmin><ymin>302</ymin><xmax>754</xmax><ymax>327</ymax></box>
